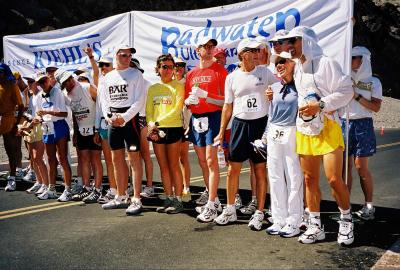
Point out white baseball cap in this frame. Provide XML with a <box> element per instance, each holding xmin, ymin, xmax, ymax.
<box><xmin>34</xmin><ymin>71</ymin><xmax>49</xmax><ymax>83</ymax></box>
<box><xmin>196</xmin><ymin>37</ymin><xmax>218</xmax><ymax>48</ymax></box>
<box><xmin>237</xmin><ymin>38</ymin><xmax>261</xmax><ymax>54</ymax></box>
<box><xmin>54</xmin><ymin>69</ymin><xmax>74</xmax><ymax>87</ymax></box>
<box><xmin>283</xmin><ymin>26</ymin><xmax>319</xmax><ymax>43</ymax></box>
<box><xmin>269</xmin><ymin>29</ymin><xmax>290</xmax><ymax>42</ymax></box>
<box><xmin>115</xmin><ymin>44</ymin><xmax>136</xmax><ymax>54</ymax></box>
<box><xmin>98</xmin><ymin>56</ymin><xmax>113</xmax><ymax>64</ymax></box>
<box><xmin>270</xmin><ymin>51</ymin><xmax>293</xmax><ymax>64</ymax></box>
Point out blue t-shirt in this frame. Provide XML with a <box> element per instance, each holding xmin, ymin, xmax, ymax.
<box><xmin>268</xmin><ymin>81</ymin><xmax>298</xmax><ymax>126</ymax></box>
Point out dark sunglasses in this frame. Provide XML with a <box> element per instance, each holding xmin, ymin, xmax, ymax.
<box><xmin>175</xmin><ymin>63</ymin><xmax>186</xmax><ymax>68</ymax></box>
<box><xmin>275</xmin><ymin>58</ymin><xmax>288</xmax><ymax>66</ymax></box>
<box><xmin>99</xmin><ymin>63</ymin><xmax>111</xmax><ymax>68</ymax></box>
<box><xmin>118</xmin><ymin>53</ymin><xmax>132</xmax><ymax>58</ymax></box>
<box><xmin>352</xmin><ymin>56</ymin><xmax>362</xmax><ymax>60</ymax></box>
<box><xmin>161</xmin><ymin>65</ymin><xmax>174</xmax><ymax>70</ymax></box>
<box><xmin>243</xmin><ymin>48</ymin><xmax>261</xmax><ymax>53</ymax></box>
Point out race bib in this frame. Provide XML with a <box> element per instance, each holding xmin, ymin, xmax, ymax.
<box><xmin>267</xmin><ymin>124</ymin><xmax>292</xmax><ymax>144</ymax></box>
<box><xmin>79</xmin><ymin>126</ymin><xmax>94</xmax><ymax>136</ymax></box>
<box><xmin>241</xmin><ymin>93</ymin><xmax>261</xmax><ymax>113</ymax></box>
<box><xmin>100</xmin><ymin>117</ymin><xmax>108</xmax><ymax>130</ymax></box>
<box><xmin>193</xmin><ymin>117</ymin><xmax>209</xmax><ymax>133</ymax></box>
<box><xmin>42</xmin><ymin>121</ymin><xmax>55</xmax><ymax>135</ymax></box>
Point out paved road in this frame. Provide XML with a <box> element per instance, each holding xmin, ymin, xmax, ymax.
<box><xmin>0</xmin><ymin>129</ymin><xmax>399</xmax><ymax>269</ymax></box>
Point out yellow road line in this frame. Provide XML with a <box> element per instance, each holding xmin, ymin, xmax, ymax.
<box><xmin>0</xmin><ymin>201</ymin><xmax>63</xmax><ymax>216</ymax></box>
<box><xmin>377</xmin><ymin>141</ymin><xmax>400</xmax><ymax>149</ymax></box>
<box><xmin>0</xmin><ymin>202</ymin><xmax>82</xmax><ymax>220</ymax></box>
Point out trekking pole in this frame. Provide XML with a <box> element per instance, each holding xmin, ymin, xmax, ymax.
<box><xmin>345</xmin><ymin>105</ymin><xmax>349</xmax><ymax>186</ymax></box>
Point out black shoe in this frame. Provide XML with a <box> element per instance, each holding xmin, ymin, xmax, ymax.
<box><xmin>72</xmin><ymin>187</ymin><xmax>92</xmax><ymax>201</ymax></box>
<box><xmin>83</xmin><ymin>189</ymin><xmax>101</xmax><ymax>204</ymax></box>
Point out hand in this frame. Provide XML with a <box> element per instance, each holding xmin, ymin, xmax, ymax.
<box><xmin>83</xmin><ymin>47</ymin><xmax>94</xmax><ymax>58</ymax></box>
<box><xmin>191</xmin><ymin>86</ymin><xmax>208</xmax><ymax>98</ymax></box>
<box><xmin>36</xmin><ymin>110</ymin><xmax>49</xmax><ymax>117</ymax></box>
<box><xmin>93</xmin><ymin>132</ymin><xmax>101</xmax><ymax>145</ymax></box>
<box><xmin>184</xmin><ymin>94</ymin><xmax>199</xmax><ymax>106</ymax></box>
<box><xmin>112</xmin><ymin>114</ymin><xmax>125</xmax><ymax>127</ymax></box>
<box><xmin>265</xmin><ymin>86</ymin><xmax>273</xmax><ymax>101</ymax></box>
<box><xmin>298</xmin><ymin>101</ymin><xmax>320</xmax><ymax>117</ymax></box>
<box><xmin>213</xmin><ymin>132</ymin><xmax>224</xmax><ymax>147</ymax></box>
<box><xmin>32</xmin><ymin>118</ymin><xmax>41</xmax><ymax>125</ymax></box>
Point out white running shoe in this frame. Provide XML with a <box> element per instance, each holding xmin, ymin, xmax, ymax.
<box><xmin>23</xmin><ymin>169</ymin><xmax>36</xmax><ymax>182</ymax></box>
<box><xmin>279</xmin><ymin>223</ymin><xmax>301</xmax><ymax>238</ymax></box>
<box><xmin>5</xmin><ymin>176</ymin><xmax>16</xmax><ymax>192</ymax></box>
<box><xmin>337</xmin><ymin>218</ymin><xmax>354</xmax><ymax>246</ymax></box>
<box><xmin>266</xmin><ymin>223</ymin><xmax>284</xmax><ymax>235</ymax></box>
<box><xmin>37</xmin><ymin>187</ymin><xmax>58</xmax><ymax>200</ymax></box>
<box><xmin>126</xmin><ymin>198</ymin><xmax>143</xmax><ymax>215</ymax></box>
<box><xmin>195</xmin><ymin>189</ymin><xmax>209</xmax><ymax>205</ymax></box>
<box><xmin>58</xmin><ymin>188</ymin><xmax>73</xmax><ymax>202</ymax></box>
<box><xmin>240</xmin><ymin>198</ymin><xmax>257</xmax><ymax>215</ymax></box>
<box><xmin>214</xmin><ymin>207</ymin><xmax>237</xmax><ymax>225</ymax></box>
<box><xmin>195</xmin><ymin>200</ymin><xmax>222</xmax><ymax>214</ymax></box>
<box><xmin>298</xmin><ymin>224</ymin><xmax>325</xmax><ymax>244</ymax></box>
<box><xmin>26</xmin><ymin>182</ymin><xmax>42</xmax><ymax>194</ymax></box>
<box><xmin>248</xmin><ymin>210</ymin><xmax>264</xmax><ymax>231</ymax></box>
<box><xmin>234</xmin><ymin>194</ymin><xmax>242</xmax><ymax>209</ymax></box>
<box><xmin>196</xmin><ymin>205</ymin><xmax>218</xmax><ymax>223</ymax></box>
<box><xmin>98</xmin><ymin>189</ymin><xmax>115</xmax><ymax>204</ymax></box>
<box><xmin>102</xmin><ymin>196</ymin><xmax>130</xmax><ymax>210</ymax></box>
<box><xmin>35</xmin><ymin>184</ymin><xmax>47</xmax><ymax>195</ymax></box>
<box><xmin>140</xmin><ymin>185</ymin><xmax>154</xmax><ymax>198</ymax></box>
<box><xmin>356</xmin><ymin>205</ymin><xmax>375</xmax><ymax>220</ymax></box>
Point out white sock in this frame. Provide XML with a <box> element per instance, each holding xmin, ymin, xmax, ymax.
<box><xmin>339</xmin><ymin>207</ymin><xmax>352</xmax><ymax>220</ymax></box>
<box><xmin>176</xmin><ymin>196</ymin><xmax>182</xmax><ymax>202</ymax></box>
<box><xmin>251</xmin><ymin>195</ymin><xmax>256</xmax><ymax>201</ymax></box>
<box><xmin>110</xmin><ymin>188</ymin><xmax>117</xmax><ymax>195</ymax></box>
<box><xmin>214</xmin><ymin>197</ymin><xmax>220</xmax><ymax>204</ymax></box>
<box><xmin>226</xmin><ymin>204</ymin><xmax>235</xmax><ymax>212</ymax></box>
<box><xmin>207</xmin><ymin>200</ymin><xmax>215</xmax><ymax>209</ymax></box>
<box><xmin>366</xmin><ymin>202</ymin><xmax>373</xmax><ymax>209</ymax></box>
<box><xmin>309</xmin><ymin>212</ymin><xmax>321</xmax><ymax>227</ymax></box>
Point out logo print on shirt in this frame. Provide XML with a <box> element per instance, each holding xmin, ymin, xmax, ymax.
<box><xmin>109</xmin><ymin>84</ymin><xmax>128</xmax><ymax>94</ymax></box>
<box><xmin>192</xmin><ymin>76</ymin><xmax>212</xmax><ymax>84</ymax></box>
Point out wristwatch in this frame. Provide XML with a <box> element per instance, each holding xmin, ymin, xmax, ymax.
<box><xmin>355</xmin><ymin>94</ymin><xmax>362</xmax><ymax>101</ymax></box>
<box><xmin>319</xmin><ymin>100</ymin><xmax>326</xmax><ymax>111</ymax></box>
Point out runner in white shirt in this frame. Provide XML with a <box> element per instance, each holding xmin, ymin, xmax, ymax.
<box><xmin>56</xmin><ymin>69</ymin><xmax>103</xmax><ymax>203</ymax></box>
<box><xmin>214</xmin><ymin>38</ymin><xmax>277</xmax><ymax>230</ymax></box>
<box><xmin>99</xmin><ymin>45</ymin><xmax>145</xmax><ymax>215</ymax></box>
<box><xmin>340</xmin><ymin>46</ymin><xmax>382</xmax><ymax>221</ymax></box>
<box><xmin>33</xmin><ymin>71</ymin><xmax>71</xmax><ymax>201</ymax></box>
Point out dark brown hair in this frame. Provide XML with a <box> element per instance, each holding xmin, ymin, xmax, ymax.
<box><xmin>155</xmin><ymin>54</ymin><xmax>175</xmax><ymax>76</ymax></box>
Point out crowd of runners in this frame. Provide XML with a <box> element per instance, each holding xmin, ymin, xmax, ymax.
<box><xmin>0</xmin><ymin>25</ymin><xmax>382</xmax><ymax>246</ymax></box>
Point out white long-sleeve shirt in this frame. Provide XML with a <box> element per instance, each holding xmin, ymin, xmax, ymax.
<box><xmin>99</xmin><ymin>67</ymin><xmax>145</xmax><ymax>122</ymax></box>
<box><xmin>294</xmin><ymin>56</ymin><xmax>353</xmax><ymax>123</ymax></box>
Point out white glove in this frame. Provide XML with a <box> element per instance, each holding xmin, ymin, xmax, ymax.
<box><xmin>253</xmin><ymin>139</ymin><xmax>267</xmax><ymax>149</ymax></box>
<box><xmin>191</xmin><ymin>86</ymin><xmax>208</xmax><ymax>98</ymax></box>
<box><xmin>184</xmin><ymin>94</ymin><xmax>199</xmax><ymax>106</ymax></box>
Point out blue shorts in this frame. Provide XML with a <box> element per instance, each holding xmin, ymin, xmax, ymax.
<box><xmin>43</xmin><ymin>119</ymin><xmax>70</xmax><ymax>144</ymax></box>
<box><xmin>229</xmin><ymin>115</ymin><xmax>268</xmax><ymax>163</ymax></box>
<box><xmin>341</xmin><ymin>117</ymin><xmax>376</xmax><ymax>157</ymax></box>
<box><xmin>189</xmin><ymin>111</ymin><xmax>221</xmax><ymax>147</ymax></box>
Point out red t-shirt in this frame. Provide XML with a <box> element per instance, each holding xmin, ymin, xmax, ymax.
<box><xmin>185</xmin><ymin>62</ymin><xmax>227</xmax><ymax>114</ymax></box>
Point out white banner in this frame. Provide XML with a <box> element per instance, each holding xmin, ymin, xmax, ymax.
<box><xmin>133</xmin><ymin>0</ymin><xmax>353</xmax><ymax>83</ymax></box>
<box><xmin>3</xmin><ymin>13</ymin><xmax>131</xmax><ymax>76</ymax></box>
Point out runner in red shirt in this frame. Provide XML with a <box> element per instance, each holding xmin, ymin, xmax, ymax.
<box><xmin>184</xmin><ymin>37</ymin><xmax>227</xmax><ymax>222</ymax></box>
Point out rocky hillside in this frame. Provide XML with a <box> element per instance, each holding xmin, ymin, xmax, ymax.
<box><xmin>1</xmin><ymin>0</ymin><xmax>399</xmax><ymax>97</ymax></box>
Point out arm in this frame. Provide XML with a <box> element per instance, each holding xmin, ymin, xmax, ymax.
<box><xmin>83</xmin><ymin>47</ymin><xmax>99</xmax><ymax>87</ymax></box>
<box><xmin>145</xmin><ymin>86</ymin><xmax>155</xmax><ymax>124</ymax></box>
<box><xmin>356</xmin><ymin>79</ymin><xmax>382</xmax><ymax>113</ymax></box>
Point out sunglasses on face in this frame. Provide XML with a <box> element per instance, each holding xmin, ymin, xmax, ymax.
<box><xmin>275</xmin><ymin>58</ymin><xmax>288</xmax><ymax>66</ymax></box>
<box><xmin>161</xmin><ymin>65</ymin><xmax>174</xmax><ymax>70</ymax></box>
<box><xmin>118</xmin><ymin>53</ymin><xmax>132</xmax><ymax>58</ymax></box>
<box><xmin>174</xmin><ymin>63</ymin><xmax>186</xmax><ymax>68</ymax></box>
<box><xmin>243</xmin><ymin>48</ymin><xmax>261</xmax><ymax>53</ymax></box>
<box><xmin>201</xmin><ymin>44</ymin><xmax>215</xmax><ymax>50</ymax></box>
<box><xmin>99</xmin><ymin>63</ymin><xmax>111</xmax><ymax>68</ymax></box>
<box><xmin>352</xmin><ymin>56</ymin><xmax>362</xmax><ymax>60</ymax></box>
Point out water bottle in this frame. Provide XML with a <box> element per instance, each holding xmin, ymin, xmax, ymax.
<box><xmin>217</xmin><ymin>148</ymin><xmax>226</xmax><ymax>168</ymax></box>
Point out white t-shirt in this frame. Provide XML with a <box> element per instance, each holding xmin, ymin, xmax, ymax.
<box><xmin>339</xmin><ymin>76</ymin><xmax>382</xmax><ymax>119</ymax></box>
<box><xmin>225</xmin><ymin>65</ymin><xmax>277</xmax><ymax>120</ymax></box>
<box><xmin>35</xmin><ymin>86</ymin><xmax>68</xmax><ymax>122</ymax></box>
<box><xmin>100</xmin><ymin>67</ymin><xmax>145</xmax><ymax>122</ymax></box>
<box><xmin>64</xmin><ymin>81</ymin><xmax>96</xmax><ymax>134</ymax></box>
